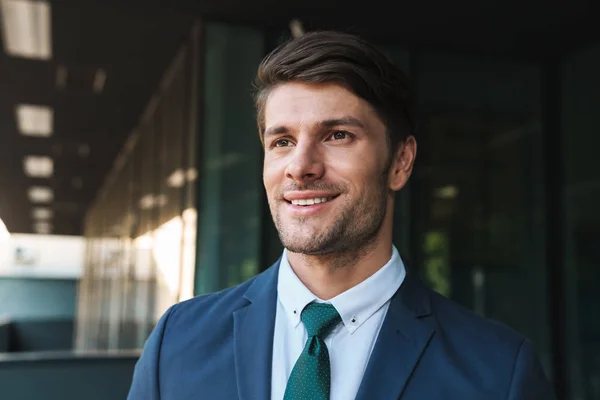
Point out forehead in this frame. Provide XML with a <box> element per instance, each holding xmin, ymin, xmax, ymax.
<box><xmin>264</xmin><ymin>82</ymin><xmax>377</xmax><ymax>128</ymax></box>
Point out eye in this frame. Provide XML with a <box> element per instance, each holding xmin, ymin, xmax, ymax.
<box><xmin>330</xmin><ymin>131</ymin><xmax>350</xmax><ymax>141</ymax></box>
<box><xmin>273</xmin><ymin>138</ymin><xmax>293</xmax><ymax>148</ymax></box>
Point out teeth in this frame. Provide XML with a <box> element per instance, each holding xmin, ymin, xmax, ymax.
<box><xmin>291</xmin><ymin>197</ymin><xmax>331</xmax><ymax>206</ymax></box>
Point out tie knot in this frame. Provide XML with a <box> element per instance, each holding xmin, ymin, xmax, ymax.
<box><xmin>301</xmin><ymin>303</ymin><xmax>341</xmax><ymax>338</ymax></box>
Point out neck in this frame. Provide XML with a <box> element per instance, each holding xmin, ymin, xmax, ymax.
<box><xmin>286</xmin><ymin>227</ymin><xmax>393</xmax><ymax>300</ymax></box>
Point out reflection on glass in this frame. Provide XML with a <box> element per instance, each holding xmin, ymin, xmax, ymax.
<box><xmin>153</xmin><ymin>215</ymin><xmax>182</xmax><ymax>318</ymax></box>
<box><xmin>180</xmin><ymin>208</ymin><xmax>197</xmax><ymax>302</ymax></box>
<box><xmin>194</xmin><ymin>23</ymin><xmax>264</xmax><ymax>294</ymax></box>
<box><xmin>562</xmin><ymin>42</ymin><xmax>600</xmax><ymax>400</ymax></box>
<box><xmin>414</xmin><ymin>52</ymin><xmax>551</xmax><ymax>376</ymax></box>
<box><xmin>423</xmin><ymin>231</ymin><xmax>450</xmax><ymax>297</ymax></box>
<box><xmin>74</xmin><ymin>36</ymin><xmax>199</xmax><ymax>351</ymax></box>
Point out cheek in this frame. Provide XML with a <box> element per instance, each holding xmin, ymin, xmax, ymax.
<box><xmin>331</xmin><ymin>161</ymin><xmax>385</xmax><ymax>196</ymax></box>
<box><xmin>263</xmin><ymin>158</ymin><xmax>283</xmax><ymax>195</ymax></box>
<box><xmin>327</xmin><ymin>151</ymin><xmax>379</xmax><ymax>179</ymax></box>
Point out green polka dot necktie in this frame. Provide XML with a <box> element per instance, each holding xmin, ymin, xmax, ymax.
<box><xmin>283</xmin><ymin>303</ymin><xmax>342</xmax><ymax>400</ymax></box>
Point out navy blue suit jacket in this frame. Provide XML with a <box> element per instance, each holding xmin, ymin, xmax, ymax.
<box><xmin>128</xmin><ymin>260</ymin><xmax>555</xmax><ymax>399</ymax></box>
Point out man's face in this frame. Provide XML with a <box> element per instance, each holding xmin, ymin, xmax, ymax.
<box><xmin>262</xmin><ymin>82</ymin><xmax>395</xmax><ymax>255</ymax></box>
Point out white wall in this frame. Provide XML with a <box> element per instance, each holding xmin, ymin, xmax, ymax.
<box><xmin>0</xmin><ymin>234</ymin><xmax>84</xmax><ymax>279</ymax></box>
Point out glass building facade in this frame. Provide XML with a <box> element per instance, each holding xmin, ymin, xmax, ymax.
<box><xmin>75</xmin><ymin>21</ymin><xmax>600</xmax><ymax>400</ymax></box>
<box><xmin>75</xmin><ymin>27</ymin><xmax>200</xmax><ymax>350</ymax></box>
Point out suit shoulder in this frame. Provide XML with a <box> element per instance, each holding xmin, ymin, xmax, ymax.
<box><xmin>166</xmin><ymin>276</ymin><xmax>255</xmax><ymax>324</ymax></box>
<box><xmin>428</xmin><ymin>287</ymin><xmax>526</xmax><ymax>347</ymax></box>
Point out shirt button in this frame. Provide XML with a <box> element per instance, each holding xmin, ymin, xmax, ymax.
<box><xmin>351</xmin><ymin>316</ymin><xmax>357</xmax><ymax>323</ymax></box>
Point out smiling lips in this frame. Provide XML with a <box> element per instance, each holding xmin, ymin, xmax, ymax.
<box><xmin>290</xmin><ymin>197</ymin><xmax>334</xmax><ymax>206</ymax></box>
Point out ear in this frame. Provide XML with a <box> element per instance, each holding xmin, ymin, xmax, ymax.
<box><xmin>388</xmin><ymin>136</ymin><xmax>417</xmax><ymax>191</ymax></box>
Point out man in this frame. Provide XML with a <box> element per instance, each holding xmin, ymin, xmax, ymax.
<box><xmin>128</xmin><ymin>31</ymin><xmax>555</xmax><ymax>399</ymax></box>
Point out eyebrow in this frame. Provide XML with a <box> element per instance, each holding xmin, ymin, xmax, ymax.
<box><xmin>320</xmin><ymin>117</ymin><xmax>365</xmax><ymax>130</ymax></box>
<box><xmin>263</xmin><ymin>116</ymin><xmax>365</xmax><ymax>139</ymax></box>
<box><xmin>263</xmin><ymin>126</ymin><xmax>288</xmax><ymax>139</ymax></box>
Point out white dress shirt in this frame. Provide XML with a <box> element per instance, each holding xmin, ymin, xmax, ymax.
<box><xmin>271</xmin><ymin>246</ymin><xmax>406</xmax><ymax>400</ymax></box>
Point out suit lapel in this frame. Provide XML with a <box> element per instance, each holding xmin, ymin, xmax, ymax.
<box><xmin>355</xmin><ymin>273</ymin><xmax>435</xmax><ymax>400</ymax></box>
<box><xmin>233</xmin><ymin>261</ymin><xmax>279</xmax><ymax>400</ymax></box>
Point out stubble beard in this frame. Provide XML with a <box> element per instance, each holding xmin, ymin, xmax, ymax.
<box><xmin>271</xmin><ymin>172</ymin><xmax>389</xmax><ymax>264</ymax></box>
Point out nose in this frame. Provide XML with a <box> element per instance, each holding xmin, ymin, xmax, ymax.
<box><xmin>284</xmin><ymin>142</ymin><xmax>324</xmax><ymax>183</ymax></box>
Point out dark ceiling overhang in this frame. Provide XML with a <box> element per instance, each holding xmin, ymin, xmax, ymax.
<box><xmin>83</xmin><ymin>0</ymin><xmax>600</xmax><ymax>59</ymax></box>
<box><xmin>0</xmin><ymin>1</ymin><xmax>194</xmax><ymax>235</ymax></box>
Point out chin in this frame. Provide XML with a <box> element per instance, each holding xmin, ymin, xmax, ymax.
<box><xmin>283</xmin><ymin>242</ymin><xmax>323</xmax><ymax>255</ymax></box>
<box><xmin>283</xmin><ymin>223</ymin><xmax>322</xmax><ymax>238</ymax></box>
<box><xmin>280</xmin><ymin>232</ymin><xmax>317</xmax><ymax>250</ymax></box>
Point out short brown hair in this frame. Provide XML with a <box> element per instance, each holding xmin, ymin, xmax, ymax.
<box><xmin>253</xmin><ymin>30</ymin><xmax>416</xmax><ymax>153</ymax></box>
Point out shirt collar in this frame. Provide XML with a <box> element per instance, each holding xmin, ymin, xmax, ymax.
<box><xmin>277</xmin><ymin>246</ymin><xmax>406</xmax><ymax>334</ymax></box>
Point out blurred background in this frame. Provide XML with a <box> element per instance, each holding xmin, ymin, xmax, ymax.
<box><xmin>0</xmin><ymin>0</ymin><xmax>598</xmax><ymax>399</ymax></box>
